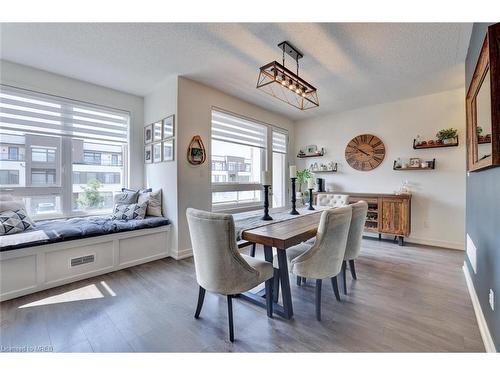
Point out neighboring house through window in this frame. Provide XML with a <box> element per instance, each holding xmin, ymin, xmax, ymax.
<box><xmin>0</xmin><ymin>84</ymin><xmax>129</xmax><ymax>219</ymax></box>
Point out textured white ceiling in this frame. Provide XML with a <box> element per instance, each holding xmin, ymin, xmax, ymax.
<box><xmin>0</xmin><ymin>23</ymin><xmax>472</xmax><ymax>120</ymax></box>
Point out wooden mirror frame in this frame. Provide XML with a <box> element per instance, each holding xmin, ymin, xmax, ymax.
<box><xmin>466</xmin><ymin>23</ymin><xmax>500</xmax><ymax>172</ymax></box>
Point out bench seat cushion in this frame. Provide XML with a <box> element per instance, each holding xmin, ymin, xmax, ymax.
<box><xmin>0</xmin><ymin>216</ymin><xmax>170</xmax><ymax>252</ymax></box>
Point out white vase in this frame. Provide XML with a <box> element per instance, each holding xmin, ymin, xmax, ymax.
<box><xmin>443</xmin><ymin>138</ymin><xmax>454</xmax><ymax>144</ymax></box>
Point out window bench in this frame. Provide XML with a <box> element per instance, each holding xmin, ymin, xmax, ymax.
<box><xmin>0</xmin><ymin>216</ymin><xmax>171</xmax><ymax>301</ymax></box>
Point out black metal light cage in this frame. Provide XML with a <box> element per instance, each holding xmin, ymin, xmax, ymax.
<box><xmin>256</xmin><ymin>42</ymin><xmax>319</xmax><ymax>110</ymax></box>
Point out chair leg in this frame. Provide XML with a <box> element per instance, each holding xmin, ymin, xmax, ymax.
<box><xmin>349</xmin><ymin>259</ymin><xmax>357</xmax><ymax>280</ymax></box>
<box><xmin>194</xmin><ymin>286</ymin><xmax>206</xmax><ymax>319</ymax></box>
<box><xmin>250</xmin><ymin>243</ymin><xmax>256</xmax><ymax>257</ymax></box>
<box><xmin>296</xmin><ymin>275</ymin><xmax>302</xmax><ymax>286</ymax></box>
<box><xmin>342</xmin><ymin>260</ymin><xmax>347</xmax><ymax>295</ymax></box>
<box><xmin>331</xmin><ymin>276</ymin><xmax>341</xmax><ymax>301</ymax></box>
<box><xmin>315</xmin><ymin>279</ymin><xmax>322</xmax><ymax>321</ymax></box>
<box><xmin>227</xmin><ymin>295</ymin><xmax>234</xmax><ymax>342</ymax></box>
<box><xmin>265</xmin><ymin>279</ymin><xmax>273</xmax><ymax>318</ymax></box>
<box><xmin>273</xmin><ymin>268</ymin><xmax>280</xmax><ymax>303</ymax></box>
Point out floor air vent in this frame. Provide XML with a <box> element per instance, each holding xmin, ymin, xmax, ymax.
<box><xmin>70</xmin><ymin>254</ymin><xmax>95</xmax><ymax>267</ymax></box>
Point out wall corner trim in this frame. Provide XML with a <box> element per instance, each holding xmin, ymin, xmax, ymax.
<box><xmin>462</xmin><ymin>263</ymin><xmax>497</xmax><ymax>352</ymax></box>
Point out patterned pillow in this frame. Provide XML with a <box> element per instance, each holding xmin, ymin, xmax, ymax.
<box><xmin>0</xmin><ymin>209</ymin><xmax>36</xmax><ymax>236</ymax></box>
<box><xmin>111</xmin><ymin>202</ymin><xmax>147</xmax><ymax>221</ymax></box>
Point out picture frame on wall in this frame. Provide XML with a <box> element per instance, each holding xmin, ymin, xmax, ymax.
<box><xmin>153</xmin><ymin>142</ymin><xmax>162</xmax><ymax>163</ymax></box>
<box><xmin>153</xmin><ymin>121</ymin><xmax>162</xmax><ymax>142</ymax></box>
<box><xmin>163</xmin><ymin>115</ymin><xmax>175</xmax><ymax>139</ymax></box>
<box><xmin>163</xmin><ymin>139</ymin><xmax>174</xmax><ymax>161</ymax></box>
<box><xmin>144</xmin><ymin>124</ymin><xmax>153</xmax><ymax>144</ymax></box>
<box><xmin>144</xmin><ymin>144</ymin><xmax>152</xmax><ymax>164</ymax></box>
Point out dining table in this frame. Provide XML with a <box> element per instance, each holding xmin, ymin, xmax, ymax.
<box><xmin>234</xmin><ymin>206</ymin><xmax>327</xmax><ymax>320</ymax></box>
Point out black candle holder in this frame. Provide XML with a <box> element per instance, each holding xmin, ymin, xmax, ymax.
<box><xmin>262</xmin><ymin>185</ymin><xmax>273</xmax><ymax>221</ymax></box>
<box><xmin>290</xmin><ymin>177</ymin><xmax>299</xmax><ymax>215</ymax></box>
<box><xmin>308</xmin><ymin>188</ymin><xmax>315</xmax><ymax>210</ymax></box>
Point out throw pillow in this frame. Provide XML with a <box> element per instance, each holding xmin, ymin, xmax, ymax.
<box><xmin>0</xmin><ymin>208</ymin><xmax>36</xmax><ymax>236</ymax></box>
<box><xmin>111</xmin><ymin>202</ymin><xmax>147</xmax><ymax>221</ymax></box>
<box><xmin>113</xmin><ymin>191</ymin><xmax>139</xmax><ymax>205</ymax></box>
<box><xmin>0</xmin><ymin>200</ymin><xmax>26</xmax><ymax>212</ymax></box>
<box><xmin>138</xmin><ymin>189</ymin><xmax>162</xmax><ymax>217</ymax></box>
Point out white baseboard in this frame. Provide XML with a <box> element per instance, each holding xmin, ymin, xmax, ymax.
<box><xmin>407</xmin><ymin>237</ymin><xmax>464</xmax><ymax>250</ymax></box>
<box><xmin>462</xmin><ymin>263</ymin><xmax>497</xmax><ymax>352</ymax></box>
<box><xmin>172</xmin><ymin>248</ymin><xmax>193</xmax><ymax>260</ymax></box>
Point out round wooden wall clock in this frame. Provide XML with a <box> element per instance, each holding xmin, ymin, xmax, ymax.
<box><xmin>345</xmin><ymin>134</ymin><xmax>385</xmax><ymax>171</ymax></box>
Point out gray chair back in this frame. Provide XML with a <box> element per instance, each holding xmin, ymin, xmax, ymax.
<box><xmin>186</xmin><ymin>208</ymin><xmax>259</xmax><ymax>295</ymax></box>
<box><xmin>344</xmin><ymin>201</ymin><xmax>368</xmax><ymax>260</ymax></box>
<box><xmin>292</xmin><ymin>206</ymin><xmax>352</xmax><ymax>279</ymax></box>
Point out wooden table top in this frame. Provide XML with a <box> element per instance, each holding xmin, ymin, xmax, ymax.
<box><xmin>241</xmin><ymin>210</ymin><xmax>324</xmax><ymax>249</ymax></box>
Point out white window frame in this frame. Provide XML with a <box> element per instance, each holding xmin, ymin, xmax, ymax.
<box><xmin>210</xmin><ymin>107</ymin><xmax>289</xmax><ymax>213</ymax></box>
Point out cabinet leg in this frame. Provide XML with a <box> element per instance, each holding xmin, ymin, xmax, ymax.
<box><xmin>378</xmin><ymin>233</ymin><xmax>382</xmax><ymax>240</ymax></box>
<box><xmin>398</xmin><ymin>236</ymin><xmax>404</xmax><ymax>246</ymax></box>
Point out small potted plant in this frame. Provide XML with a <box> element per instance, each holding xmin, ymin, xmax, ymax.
<box><xmin>477</xmin><ymin>126</ymin><xmax>485</xmax><ymax>142</ymax></box>
<box><xmin>436</xmin><ymin>128</ymin><xmax>458</xmax><ymax>144</ymax></box>
<box><xmin>296</xmin><ymin>169</ymin><xmax>312</xmax><ymax>204</ymax></box>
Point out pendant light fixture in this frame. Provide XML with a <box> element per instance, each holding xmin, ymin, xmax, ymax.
<box><xmin>256</xmin><ymin>41</ymin><xmax>319</xmax><ymax>110</ymax></box>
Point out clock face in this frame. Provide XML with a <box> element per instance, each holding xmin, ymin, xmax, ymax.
<box><xmin>345</xmin><ymin>134</ymin><xmax>385</xmax><ymax>171</ymax></box>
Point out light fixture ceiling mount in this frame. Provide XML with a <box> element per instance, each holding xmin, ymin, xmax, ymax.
<box><xmin>257</xmin><ymin>41</ymin><xmax>319</xmax><ymax>110</ymax></box>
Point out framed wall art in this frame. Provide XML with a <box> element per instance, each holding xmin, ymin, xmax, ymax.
<box><xmin>144</xmin><ymin>144</ymin><xmax>152</xmax><ymax>164</ymax></box>
<box><xmin>144</xmin><ymin>124</ymin><xmax>153</xmax><ymax>144</ymax></box>
<box><xmin>153</xmin><ymin>142</ymin><xmax>162</xmax><ymax>163</ymax></box>
<box><xmin>163</xmin><ymin>139</ymin><xmax>174</xmax><ymax>162</ymax></box>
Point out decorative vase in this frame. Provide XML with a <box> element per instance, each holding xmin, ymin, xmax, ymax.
<box><xmin>443</xmin><ymin>138</ymin><xmax>454</xmax><ymax>144</ymax></box>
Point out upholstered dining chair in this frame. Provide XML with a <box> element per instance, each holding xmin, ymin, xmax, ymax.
<box><xmin>273</xmin><ymin>206</ymin><xmax>352</xmax><ymax>321</ymax></box>
<box><xmin>341</xmin><ymin>201</ymin><xmax>368</xmax><ymax>294</ymax></box>
<box><xmin>186</xmin><ymin>208</ymin><xmax>274</xmax><ymax>342</ymax></box>
<box><xmin>316</xmin><ymin>193</ymin><xmax>350</xmax><ymax>208</ymax></box>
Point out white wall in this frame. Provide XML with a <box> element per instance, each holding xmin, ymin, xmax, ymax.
<box><xmin>0</xmin><ymin>61</ymin><xmax>145</xmax><ymax>189</ymax></box>
<box><xmin>294</xmin><ymin>88</ymin><xmax>466</xmax><ymax>250</ymax></box>
<box><xmin>175</xmin><ymin>77</ymin><xmax>295</xmax><ymax>258</ymax></box>
<box><xmin>143</xmin><ymin>77</ymin><xmax>178</xmax><ymax>254</ymax></box>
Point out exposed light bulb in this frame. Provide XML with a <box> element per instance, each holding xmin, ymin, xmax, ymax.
<box><xmin>295</xmin><ymin>87</ymin><xmax>302</xmax><ymax>94</ymax></box>
<box><xmin>288</xmin><ymin>81</ymin><xmax>295</xmax><ymax>90</ymax></box>
<box><xmin>301</xmin><ymin>91</ymin><xmax>307</xmax><ymax>97</ymax></box>
<box><xmin>281</xmin><ymin>80</ymin><xmax>287</xmax><ymax>86</ymax></box>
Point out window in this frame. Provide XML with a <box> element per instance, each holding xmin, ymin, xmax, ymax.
<box><xmin>31</xmin><ymin>168</ymin><xmax>56</xmax><ymax>185</ymax></box>
<box><xmin>0</xmin><ymin>170</ymin><xmax>19</xmax><ymax>185</ymax></box>
<box><xmin>84</xmin><ymin>151</ymin><xmax>101</xmax><ymax>165</ymax></box>
<box><xmin>212</xmin><ymin>109</ymin><xmax>287</xmax><ymax>212</ymax></box>
<box><xmin>272</xmin><ymin>130</ymin><xmax>288</xmax><ymax>208</ymax></box>
<box><xmin>8</xmin><ymin>147</ymin><xmax>19</xmax><ymax>160</ymax></box>
<box><xmin>31</xmin><ymin>147</ymin><xmax>56</xmax><ymax>162</ymax></box>
<box><xmin>0</xmin><ymin>84</ymin><xmax>129</xmax><ymax>219</ymax></box>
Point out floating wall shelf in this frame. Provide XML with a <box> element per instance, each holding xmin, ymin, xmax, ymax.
<box><xmin>297</xmin><ymin>151</ymin><xmax>325</xmax><ymax>158</ymax></box>
<box><xmin>393</xmin><ymin>158</ymin><xmax>436</xmax><ymax>170</ymax></box>
<box><xmin>310</xmin><ymin>163</ymin><xmax>337</xmax><ymax>173</ymax></box>
<box><xmin>413</xmin><ymin>138</ymin><xmax>458</xmax><ymax>149</ymax></box>
<box><xmin>478</xmin><ymin>139</ymin><xmax>492</xmax><ymax>144</ymax></box>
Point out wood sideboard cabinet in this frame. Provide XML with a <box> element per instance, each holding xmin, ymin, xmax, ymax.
<box><xmin>313</xmin><ymin>192</ymin><xmax>411</xmax><ymax>246</ymax></box>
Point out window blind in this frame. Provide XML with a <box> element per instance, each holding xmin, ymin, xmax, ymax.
<box><xmin>0</xmin><ymin>85</ymin><xmax>129</xmax><ymax>143</ymax></box>
<box><xmin>211</xmin><ymin>110</ymin><xmax>267</xmax><ymax>149</ymax></box>
<box><xmin>272</xmin><ymin>130</ymin><xmax>287</xmax><ymax>154</ymax></box>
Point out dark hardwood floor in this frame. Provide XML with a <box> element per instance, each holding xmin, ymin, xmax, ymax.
<box><xmin>0</xmin><ymin>239</ymin><xmax>484</xmax><ymax>352</ymax></box>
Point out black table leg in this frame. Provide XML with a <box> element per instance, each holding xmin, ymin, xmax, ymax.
<box><xmin>263</xmin><ymin>245</ymin><xmax>273</xmax><ymax>262</ymax></box>
<box><xmin>276</xmin><ymin>248</ymin><xmax>294</xmax><ymax>319</ymax></box>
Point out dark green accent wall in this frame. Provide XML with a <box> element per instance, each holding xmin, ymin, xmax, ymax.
<box><xmin>465</xmin><ymin>22</ymin><xmax>499</xmax><ymax>351</ymax></box>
